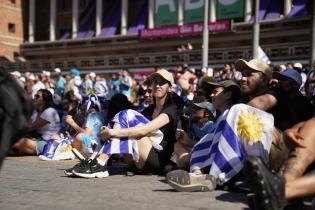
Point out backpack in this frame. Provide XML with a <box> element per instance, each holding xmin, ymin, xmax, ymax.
<box><xmin>0</xmin><ymin>68</ymin><xmax>33</xmax><ymax>168</ymax></box>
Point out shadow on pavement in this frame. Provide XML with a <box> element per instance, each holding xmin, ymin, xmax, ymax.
<box><xmin>215</xmin><ymin>191</ymin><xmax>248</xmax><ymax>205</ymax></box>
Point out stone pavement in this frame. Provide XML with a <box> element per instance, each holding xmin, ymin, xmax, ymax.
<box><xmin>0</xmin><ymin>156</ymin><xmax>249</xmax><ymax>210</ymax></box>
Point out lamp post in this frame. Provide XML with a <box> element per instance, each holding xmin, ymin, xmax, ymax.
<box><xmin>253</xmin><ymin>0</ymin><xmax>260</xmax><ymax>59</ymax></box>
<box><xmin>311</xmin><ymin>0</ymin><xmax>315</xmax><ymax>65</ymax></box>
<box><xmin>202</xmin><ymin>0</ymin><xmax>209</xmax><ymax>69</ymax></box>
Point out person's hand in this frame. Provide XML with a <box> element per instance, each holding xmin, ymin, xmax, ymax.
<box><xmin>284</xmin><ymin>129</ymin><xmax>306</xmax><ymax>148</ymax></box>
<box><xmin>101</xmin><ymin>126</ymin><xmax>112</xmax><ymax>141</ymax></box>
<box><xmin>176</xmin><ymin>129</ymin><xmax>194</xmax><ymax>146</ymax></box>
<box><xmin>176</xmin><ymin>129</ymin><xmax>184</xmax><ymax>140</ymax></box>
<box><xmin>269</xmin><ymin>79</ymin><xmax>279</xmax><ymax>88</ymax></box>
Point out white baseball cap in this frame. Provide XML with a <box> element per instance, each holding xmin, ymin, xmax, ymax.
<box><xmin>89</xmin><ymin>72</ymin><xmax>96</xmax><ymax>78</ymax></box>
<box><xmin>293</xmin><ymin>63</ymin><xmax>302</xmax><ymax>69</ymax></box>
<box><xmin>11</xmin><ymin>71</ymin><xmax>21</xmax><ymax>78</ymax></box>
<box><xmin>54</xmin><ymin>68</ymin><xmax>61</xmax><ymax>73</ymax></box>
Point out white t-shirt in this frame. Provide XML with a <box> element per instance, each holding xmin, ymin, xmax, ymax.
<box><xmin>31</xmin><ymin>107</ymin><xmax>61</xmax><ymax>141</ymax></box>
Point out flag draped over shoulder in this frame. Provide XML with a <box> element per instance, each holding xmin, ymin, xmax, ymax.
<box><xmin>190</xmin><ymin>104</ymin><xmax>274</xmax><ymax>184</ymax></box>
<box><xmin>102</xmin><ymin>109</ymin><xmax>163</xmax><ymax>160</ymax></box>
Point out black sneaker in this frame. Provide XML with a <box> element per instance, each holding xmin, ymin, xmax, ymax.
<box><xmin>64</xmin><ymin>158</ymin><xmax>93</xmax><ymax>176</ymax></box>
<box><xmin>72</xmin><ymin>159</ymin><xmax>109</xmax><ymax>178</ymax></box>
<box><xmin>244</xmin><ymin>156</ymin><xmax>287</xmax><ymax>210</ymax></box>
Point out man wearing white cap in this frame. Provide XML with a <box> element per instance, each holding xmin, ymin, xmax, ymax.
<box><xmin>10</xmin><ymin>71</ymin><xmax>24</xmax><ymax>88</ymax></box>
<box><xmin>54</xmin><ymin>68</ymin><xmax>66</xmax><ymax>96</ymax></box>
<box><xmin>32</xmin><ymin>74</ymin><xmax>45</xmax><ymax>99</ymax></box>
<box><xmin>42</xmin><ymin>70</ymin><xmax>55</xmax><ymax>95</ymax></box>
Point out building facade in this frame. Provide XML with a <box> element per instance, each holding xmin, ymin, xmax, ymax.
<box><xmin>0</xmin><ymin>0</ymin><xmax>313</xmax><ymax>73</ymax></box>
<box><xmin>0</xmin><ymin>0</ymin><xmax>25</xmax><ymax>62</ymax></box>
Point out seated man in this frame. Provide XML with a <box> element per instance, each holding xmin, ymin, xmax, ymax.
<box><xmin>237</xmin><ymin>59</ymin><xmax>312</xmax><ymax>131</ymax></box>
<box><xmin>245</xmin><ymin>117</ymin><xmax>315</xmax><ymax>210</ymax></box>
<box><xmin>237</xmin><ymin>59</ymin><xmax>313</xmax><ymax>172</ymax></box>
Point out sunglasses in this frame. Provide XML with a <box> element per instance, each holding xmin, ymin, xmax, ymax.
<box><xmin>145</xmin><ymin>89</ymin><xmax>153</xmax><ymax>94</ymax></box>
<box><xmin>34</xmin><ymin>94</ymin><xmax>41</xmax><ymax>99</ymax></box>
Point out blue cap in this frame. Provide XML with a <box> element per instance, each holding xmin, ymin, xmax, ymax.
<box><xmin>70</xmin><ymin>68</ymin><xmax>80</xmax><ymax>76</ymax></box>
<box><xmin>193</xmin><ymin>102</ymin><xmax>216</xmax><ymax>114</ymax></box>
<box><xmin>280</xmin><ymin>69</ymin><xmax>302</xmax><ymax>86</ymax></box>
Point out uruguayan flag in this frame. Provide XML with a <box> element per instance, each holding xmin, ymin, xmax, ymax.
<box><xmin>258</xmin><ymin>46</ymin><xmax>271</xmax><ymax>64</ymax></box>
<box><xmin>39</xmin><ymin>136</ymin><xmax>75</xmax><ymax>161</ymax></box>
<box><xmin>190</xmin><ymin>104</ymin><xmax>274</xmax><ymax>184</ymax></box>
<box><xmin>102</xmin><ymin>109</ymin><xmax>164</xmax><ymax>161</ymax></box>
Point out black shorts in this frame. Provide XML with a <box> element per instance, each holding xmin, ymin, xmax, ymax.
<box><xmin>140</xmin><ymin>148</ymin><xmax>162</xmax><ymax>175</ymax></box>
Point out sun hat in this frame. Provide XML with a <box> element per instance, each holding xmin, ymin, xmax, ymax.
<box><xmin>235</xmin><ymin>59</ymin><xmax>272</xmax><ymax>80</ymax></box>
<box><xmin>148</xmin><ymin>69</ymin><xmax>174</xmax><ymax>86</ymax></box>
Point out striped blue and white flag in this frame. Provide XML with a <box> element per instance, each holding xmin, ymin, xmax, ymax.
<box><xmin>258</xmin><ymin>46</ymin><xmax>271</xmax><ymax>64</ymax></box>
<box><xmin>39</xmin><ymin>136</ymin><xmax>75</xmax><ymax>161</ymax></box>
<box><xmin>102</xmin><ymin>109</ymin><xmax>164</xmax><ymax>161</ymax></box>
<box><xmin>190</xmin><ymin>104</ymin><xmax>274</xmax><ymax>184</ymax></box>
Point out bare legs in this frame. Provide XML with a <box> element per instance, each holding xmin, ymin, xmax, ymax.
<box><xmin>174</xmin><ymin>142</ymin><xmax>191</xmax><ymax>170</ymax></box>
<box><xmin>97</xmin><ymin>136</ymin><xmax>153</xmax><ymax>170</ymax></box>
<box><xmin>11</xmin><ymin>138</ymin><xmax>37</xmax><ymax>155</ymax></box>
<box><xmin>71</xmin><ymin>134</ymin><xmax>83</xmax><ymax>151</ymax></box>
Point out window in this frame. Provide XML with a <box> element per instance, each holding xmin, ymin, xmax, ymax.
<box><xmin>8</xmin><ymin>23</ymin><xmax>15</xmax><ymax>33</ymax></box>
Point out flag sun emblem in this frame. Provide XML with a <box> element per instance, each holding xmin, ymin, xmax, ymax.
<box><xmin>237</xmin><ymin>110</ymin><xmax>265</xmax><ymax>145</ymax></box>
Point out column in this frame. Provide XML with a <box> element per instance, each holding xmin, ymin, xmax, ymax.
<box><xmin>284</xmin><ymin>0</ymin><xmax>292</xmax><ymax>16</ymax></box>
<box><xmin>178</xmin><ymin>0</ymin><xmax>184</xmax><ymax>26</ymax></box>
<box><xmin>202</xmin><ymin>0</ymin><xmax>209</xmax><ymax>68</ymax></box>
<box><xmin>148</xmin><ymin>0</ymin><xmax>154</xmax><ymax>29</ymax></box>
<box><xmin>72</xmin><ymin>0</ymin><xmax>79</xmax><ymax>39</ymax></box>
<box><xmin>96</xmin><ymin>0</ymin><xmax>103</xmax><ymax>37</ymax></box>
<box><xmin>209</xmin><ymin>0</ymin><xmax>216</xmax><ymax>22</ymax></box>
<box><xmin>121</xmin><ymin>0</ymin><xmax>128</xmax><ymax>35</ymax></box>
<box><xmin>310</xmin><ymin>1</ymin><xmax>315</xmax><ymax>65</ymax></box>
<box><xmin>29</xmin><ymin>0</ymin><xmax>35</xmax><ymax>43</ymax></box>
<box><xmin>50</xmin><ymin>0</ymin><xmax>56</xmax><ymax>41</ymax></box>
<box><xmin>244</xmin><ymin>0</ymin><xmax>252</xmax><ymax>22</ymax></box>
<box><xmin>253</xmin><ymin>0</ymin><xmax>260</xmax><ymax>59</ymax></box>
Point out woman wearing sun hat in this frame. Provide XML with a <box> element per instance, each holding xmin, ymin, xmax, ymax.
<box><xmin>70</xmin><ymin>69</ymin><xmax>179</xmax><ymax>178</ymax></box>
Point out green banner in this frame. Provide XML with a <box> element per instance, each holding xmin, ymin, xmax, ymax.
<box><xmin>155</xmin><ymin>0</ymin><xmax>178</xmax><ymax>27</ymax></box>
<box><xmin>216</xmin><ymin>0</ymin><xmax>244</xmax><ymax>20</ymax></box>
<box><xmin>184</xmin><ymin>0</ymin><xmax>204</xmax><ymax>24</ymax></box>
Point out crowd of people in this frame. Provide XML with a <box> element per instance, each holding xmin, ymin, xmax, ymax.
<box><xmin>5</xmin><ymin>59</ymin><xmax>315</xmax><ymax>210</ymax></box>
